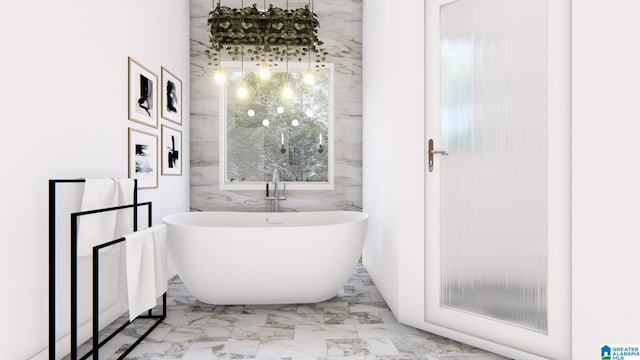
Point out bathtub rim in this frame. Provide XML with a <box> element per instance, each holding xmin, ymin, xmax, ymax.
<box><xmin>162</xmin><ymin>210</ymin><xmax>368</xmax><ymax>229</ymax></box>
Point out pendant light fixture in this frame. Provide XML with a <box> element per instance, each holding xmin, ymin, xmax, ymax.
<box><xmin>234</xmin><ymin>0</ymin><xmax>248</xmax><ymax>98</ymax></box>
<box><xmin>281</xmin><ymin>0</ymin><xmax>293</xmax><ymax>99</ymax></box>
<box><xmin>214</xmin><ymin>66</ymin><xmax>225</xmax><ymax>84</ymax></box>
<box><xmin>212</xmin><ymin>0</ymin><xmax>225</xmax><ymax>83</ymax></box>
<box><xmin>258</xmin><ymin>0</ymin><xmax>271</xmax><ymax>80</ymax></box>
<box><xmin>303</xmin><ymin>0</ymin><xmax>315</xmax><ymax>85</ymax></box>
<box><xmin>237</xmin><ymin>44</ymin><xmax>249</xmax><ymax>98</ymax></box>
<box><xmin>282</xmin><ymin>46</ymin><xmax>293</xmax><ymax>99</ymax></box>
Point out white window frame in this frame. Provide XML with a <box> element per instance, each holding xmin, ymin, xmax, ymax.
<box><xmin>219</xmin><ymin>61</ymin><xmax>334</xmax><ymax>190</ymax></box>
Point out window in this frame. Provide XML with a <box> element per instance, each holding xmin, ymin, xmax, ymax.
<box><xmin>220</xmin><ymin>62</ymin><xmax>334</xmax><ymax>190</ymax></box>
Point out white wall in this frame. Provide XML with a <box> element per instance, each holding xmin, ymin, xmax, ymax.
<box><xmin>362</xmin><ymin>0</ymin><xmax>524</xmax><ymax>356</ymax></box>
<box><xmin>362</xmin><ymin>0</ymin><xmax>425</xmax><ymax>315</ymax></box>
<box><xmin>364</xmin><ymin>0</ymin><xmax>640</xmax><ymax>359</ymax></box>
<box><xmin>572</xmin><ymin>1</ymin><xmax>640</xmax><ymax>358</ymax></box>
<box><xmin>0</xmin><ymin>1</ymin><xmax>190</xmax><ymax>359</ymax></box>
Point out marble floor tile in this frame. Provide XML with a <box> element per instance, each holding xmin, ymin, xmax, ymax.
<box><xmin>73</xmin><ymin>340</ymin><xmax>122</xmax><ymax>360</ymax></box>
<box><xmin>331</xmin><ymin>293</ymin><xmax>374</xmax><ymax>306</ymax></box>
<box><xmin>392</xmin><ymin>335</ymin><xmax>471</xmax><ymax>356</ymax></box>
<box><xmin>162</xmin><ymin>326</ymin><xmax>219</xmax><ymax>343</ymax></box>
<box><xmin>430</xmin><ymin>355</ymin><xmax>510</xmax><ymax>360</ymax></box>
<box><xmin>266</xmin><ymin>312</ymin><xmax>325</xmax><ymax>329</ymax></box>
<box><xmin>361</xmin><ymin>287</ymin><xmax>386</xmax><ymax>303</ymax></box>
<box><xmin>360</xmin><ymin>338</ymin><xmax>400</xmax><ymax>356</ymax></box>
<box><xmin>208</xmin><ymin>313</ymin><xmax>269</xmax><ymax>327</ymax></box>
<box><xmin>254</xmin><ymin>339</ymin><xmax>327</xmax><ymax>358</ymax></box>
<box><xmin>211</xmin><ymin>305</ymin><xmax>249</xmax><ymax>315</ymax></box>
<box><xmin>324</xmin><ymin>311</ymin><xmax>383</xmax><ymax>325</ymax></box>
<box><xmin>163</xmin><ymin>307</ymin><xmax>209</xmax><ymax>328</ymax></box>
<box><xmin>391</xmin><ymin>336</ymin><xmax>508</xmax><ymax>359</ymax></box>
<box><xmin>338</xmin><ymin>284</ymin><xmax>360</xmax><ymax>296</ymax></box>
<box><xmin>218</xmin><ymin>339</ymin><xmax>260</xmax><ymax>358</ymax></box>
<box><xmin>230</xmin><ymin>326</ymin><xmax>295</xmax><ymax>341</ymax></box>
<box><xmin>377</xmin><ymin>311</ymin><xmax>400</xmax><ymax>325</ymax></box>
<box><xmin>350</xmin><ymin>303</ymin><xmax>391</xmax><ymax>313</ymax></box>
<box><xmin>181</xmin><ymin>341</ymin><xmax>222</xmax><ymax>360</ymax></box>
<box><xmin>313</xmin><ymin>300</ymin><xmax>351</xmax><ymax>308</ymax></box>
<box><xmin>323</xmin><ymin>306</ymin><xmax>353</xmax><ymax>315</ymax></box>
<box><xmin>244</xmin><ymin>304</ymin><xmax>299</xmax><ymax>313</ymax></box>
<box><xmin>72</xmin><ymin>263</ymin><xmax>507</xmax><ymax>360</ymax></box>
<box><xmin>294</xmin><ymin>324</ymin><xmax>359</xmax><ymax>340</ymax></box>
<box><xmin>414</xmin><ymin>332</ymin><xmax>492</xmax><ymax>354</ymax></box>
<box><xmin>296</xmin><ymin>304</ymin><xmax>327</xmax><ymax>314</ymax></box>
<box><xmin>356</xmin><ymin>323</ymin><xmax>422</xmax><ymax>339</ymax></box>
<box><xmin>326</xmin><ymin>338</ymin><xmax>399</xmax><ymax>357</ymax></box>
<box><xmin>145</xmin><ymin>323</ymin><xmax>173</xmax><ymax>342</ymax></box>
<box><xmin>362</xmin><ymin>278</ymin><xmax>375</xmax><ymax>287</ymax></box>
<box><xmin>189</xmin><ymin>303</ymin><xmax>223</xmax><ymax>314</ymax></box>
<box><xmin>113</xmin><ymin>342</ymin><xmax>189</xmax><ymax>359</ymax></box>
<box><xmin>203</xmin><ymin>325</ymin><xmax>234</xmax><ymax>340</ymax></box>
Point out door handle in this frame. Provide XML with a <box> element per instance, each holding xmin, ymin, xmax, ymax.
<box><xmin>428</xmin><ymin>138</ymin><xmax>448</xmax><ymax>172</ymax></box>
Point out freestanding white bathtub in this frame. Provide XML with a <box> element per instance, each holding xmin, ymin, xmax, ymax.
<box><xmin>162</xmin><ymin>211</ymin><xmax>368</xmax><ymax>305</ymax></box>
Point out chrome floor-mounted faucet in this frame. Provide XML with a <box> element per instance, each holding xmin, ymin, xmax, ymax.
<box><xmin>265</xmin><ymin>169</ymin><xmax>286</xmax><ymax>212</ymax></box>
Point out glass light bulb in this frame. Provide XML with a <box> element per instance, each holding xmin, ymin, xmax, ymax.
<box><xmin>291</xmin><ymin>119</ymin><xmax>299</xmax><ymax>127</ymax></box>
<box><xmin>262</xmin><ymin>119</ymin><xmax>270</xmax><ymax>127</ymax></box>
<box><xmin>305</xmin><ymin>109</ymin><xmax>314</xmax><ymax>118</ymax></box>
<box><xmin>237</xmin><ymin>86</ymin><xmax>248</xmax><ymax>98</ymax></box>
<box><xmin>259</xmin><ymin>65</ymin><xmax>271</xmax><ymax>80</ymax></box>
<box><xmin>277</xmin><ymin>106</ymin><xmax>284</xmax><ymax>114</ymax></box>
<box><xmin>304</xmin><ymin>69</ymin><xmax>315</xmax><ymax>85</ymax></box>
<box><xmin>282</xmin><ymin>85</ymin><xmax>293</xmax><ymax>99</ymax></box>
<box><xmin>247</xmin><ymin>109</ymin><xmax>255</xmax><ymax>117</ymax></box>
<box><xmin>214</xmin><ymin>70</ymin><xmax>225</xmax><ymax>84</ymax></box>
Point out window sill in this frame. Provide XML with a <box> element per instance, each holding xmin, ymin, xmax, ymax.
<box><xmin>220</xmin><ymin>181</ymin><xmax>334</xmax><ymax>191</ymax></box>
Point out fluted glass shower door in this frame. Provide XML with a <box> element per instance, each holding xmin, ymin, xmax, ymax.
<box><xmin>425</xmin><ymin>0</ymin><xmax>571</xmax><ymax>357</ymax></box>
<box><xmin>440</xmin><ymin>0</ymin><xmax>548</xmax><ymax>332</ymax></box>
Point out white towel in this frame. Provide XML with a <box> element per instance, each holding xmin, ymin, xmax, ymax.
<box><xmin>125</xmin><ymin>227</ymin><xmax>157</xmax><ymax>321</ymax></box>
<box><xmin>78</xmin><ymin>179</ymin><xmax>118</xmax><ymax>256</ymax></box>
<box><xmin>125</xmin><ymin>224</ymin><xmax>168</xmax><ymax>321</ymax></box>
<box><xmin>115</xmin><ymin>178</ymin><xmax>136</xmax><ymax>310</ymax></box>
<box><xmin>151</xmin><ymin>224</ymin><xmax>168</xmax><ymax>297</ymax></box>
<box><xmin>114</xmin><ymin>178</ymin><xmax>135</xmax><ymax>238</ymax></box>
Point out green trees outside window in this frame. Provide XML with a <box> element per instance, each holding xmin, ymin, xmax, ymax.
<box><xmin>224</xmin><ymin>67</ymin><xmax>331</xmax><ymax>184</ymax></box>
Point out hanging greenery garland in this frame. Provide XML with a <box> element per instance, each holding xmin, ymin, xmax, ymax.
<box><xmin>206</xmin><ymin>2</ymin><xmax>328</xmax><ymax>68</ymax></box>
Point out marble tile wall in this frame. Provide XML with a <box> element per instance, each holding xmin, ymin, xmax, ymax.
<box><xmin>190</xmin><ymin>0</ymin><xmax>363</xmax><ymax>212</ymax></box>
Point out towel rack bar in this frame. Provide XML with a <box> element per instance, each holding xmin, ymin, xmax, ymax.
<box><xmin>49</xmin><ymin>179</ymin><xmax>165</xmax><ymax>360</ymax></box>
<box><xmin>72</xmin><ymin>201</ymin><xmax>151</xmax><ymax>218</ymax></box>
<box><xmin>87</xmin><ymin>199</ymin><xmax>165</xmax><ymax>360</ymax></box>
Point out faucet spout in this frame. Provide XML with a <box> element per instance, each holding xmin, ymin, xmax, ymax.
<box><xmin>273</xmin><ymin>169</ymin><xmax>279</xmax><ymax>198</ymax></box>
<box><xmin>265</xmin><ymin>169</ymin><xmax>286</xmax><ymax>212</ymax></box>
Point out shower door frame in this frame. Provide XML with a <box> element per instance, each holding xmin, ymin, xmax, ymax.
<box><xmin>424</xmin><ymin>0</ymin><xmax>572</xmax><ymax>358</ymax></box>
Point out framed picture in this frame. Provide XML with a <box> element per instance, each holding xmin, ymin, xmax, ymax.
<box><xmin>128</xmin><ymin>57</ymin><xmax>158</xmax><ymax>128</ymax></box>
<box><xmin>128</xmin><ymin>128</ymin><xmax>158</xmax><ymax>189</ymax></box>
<box><xmin>161</xmin><ymin>67</ymin><xmax>182</xmax><ymax>125</ymax></box>
<box><xmin>161</xmin><ymin>124</ymin><xmax>182</xmax><ymax>176</ymax></box>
